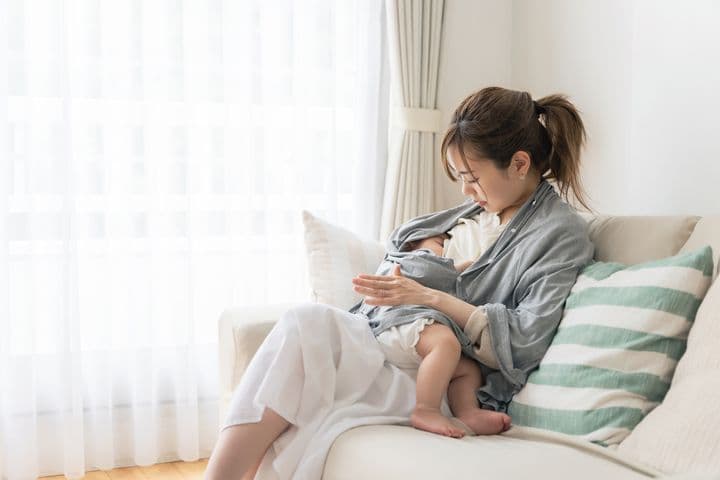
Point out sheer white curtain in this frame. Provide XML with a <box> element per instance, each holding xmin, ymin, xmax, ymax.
<box><xmin>0</xmin><ymin>0</ymin><xmax>388</xmax><ymax>478</ymax></box>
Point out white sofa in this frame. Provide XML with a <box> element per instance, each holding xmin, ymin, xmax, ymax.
<box><xmin>218</xmin><ymin>215</ymin><xmax>720</xmax><ymax>479</ymax></box>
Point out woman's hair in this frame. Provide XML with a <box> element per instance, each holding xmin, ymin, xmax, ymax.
<box><xmin>440</xmin><ymin>86</ymin><xmax>591</xmax><ymax>212</ymax></box>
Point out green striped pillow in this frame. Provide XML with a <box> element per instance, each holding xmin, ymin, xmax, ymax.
<box><xmin>508</xmin><ymin>245</ymin><xmax>714</xmax><ymax>447</ymax></box>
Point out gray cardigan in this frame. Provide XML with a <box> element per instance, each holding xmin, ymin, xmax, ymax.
<box><xmin>349</xmin><ymin>180</ymin><xmax>594</xmax><ymax>411</ymax></box>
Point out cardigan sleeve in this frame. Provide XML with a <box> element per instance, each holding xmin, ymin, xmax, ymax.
<box><xmin>463</xmin><ymin>306</ymin><xmax>499</xmax><ymax>369</ymax></box>
<box><xmin>477</xmin><ymin>226</ymin><xmax>594</xmax><ymax>411</ymax></box>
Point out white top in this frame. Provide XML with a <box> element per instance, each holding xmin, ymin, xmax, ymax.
<box><xmin>441</xmin><ymin>209</ymin><xmax>508</xmax><ymax>369</ymax></box>
<box><xmin>442</xmin><ymin>210</ymin><xmax>507</xmax><ymax>264</ymax></box>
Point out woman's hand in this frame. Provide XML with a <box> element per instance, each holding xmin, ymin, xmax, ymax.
<box><xmin>352</xmin><ymin>265</ymin><xmax>436</xmax><ymax>306</ymax></box>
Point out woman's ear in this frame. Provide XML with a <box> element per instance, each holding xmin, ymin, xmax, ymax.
<box><xmin>510</xmin><ymin>151</ymin><xmax>531</xmax><ymax>179</ymax></box>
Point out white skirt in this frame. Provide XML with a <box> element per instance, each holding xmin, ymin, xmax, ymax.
<box><xmin>222</xmin><ymin>303</ymin><xmax>453</xmax><ymax>480</ymax></box>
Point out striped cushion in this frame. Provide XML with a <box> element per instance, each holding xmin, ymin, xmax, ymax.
<box><xmin>507</xmin><ymin>245</ymin><xmax>714</xmax><ymax>447</ymax></box>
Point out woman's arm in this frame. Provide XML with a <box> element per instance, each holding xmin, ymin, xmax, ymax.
<box><xmin>426</xmin><ymin>290</ymin><xmax>475</xmax><ymax>330</ymax></box>
<box><xmin>352</xmin><ymin>267</ymin><xmax>495</xmax><ymax>365</ymax></box>
<box><xmin>351</xmin><ymin>264</ymin><xmax>477</xmax><ymax>330</ymax></box>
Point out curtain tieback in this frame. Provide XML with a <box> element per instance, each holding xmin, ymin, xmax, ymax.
<box><xmin>391</xmin><ymin>106</ymin><xmax>443</xmax><ymax>133</ymax></box>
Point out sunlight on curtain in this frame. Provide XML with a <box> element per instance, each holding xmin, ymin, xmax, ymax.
<box><xmin>0</xmin><ymin>0</ymin><xmax>388</xmax><ymax>477</ymax></box>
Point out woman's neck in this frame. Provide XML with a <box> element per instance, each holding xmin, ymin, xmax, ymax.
<box><xmin>498</xmin><ymin>208</ymin><xmax>516</xmax><ymax>226</ymax></box>
<box><xmin>498</xmin><ymin>177</ymin><xmax>542</xmax><ymax>225</ymax></box>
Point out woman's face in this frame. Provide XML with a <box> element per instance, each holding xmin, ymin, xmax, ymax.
<box><xmin>446</xmin><ymin>144</ymin><xmax>531</xmax><ymax>215</ymax></box>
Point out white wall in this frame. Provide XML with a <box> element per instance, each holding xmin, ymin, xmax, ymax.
<box><xmin>435</xmin><ymin>0</ymin><xmax>513</xmax><ymax>210</ymax></box>
<box><xmin>624</xmin><ymin>1</ymin><xmax>720</xmax><ymax>216</ymax></box>
<box><xmin>436</xmin><ymin>0</ymin><xmax>720</xmax><ymax>216</ymax></box>
<box><xmin>510</xmin><ymin>0</ymin><xmax>634</xmax><ymax>215</ymax></box>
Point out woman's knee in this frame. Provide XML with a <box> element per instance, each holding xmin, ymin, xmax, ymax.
<box><xmin>284</xmin><ymin>302</ymin><xmax>338</xmax><ymax>322</ymax></box>
<box><xmin>279</xmin><ymin>302</ymin><xmax>329</xmax><ymax>330</ymax></box>
<box><xmin>285</xmin><ymin>302</ymin><xmax>320</xmax><ymax>318</ymax></box>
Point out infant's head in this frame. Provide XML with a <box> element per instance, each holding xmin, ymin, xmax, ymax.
<box><xmin>406</xmin><ymin>233</ymin><xmax>450</xmax><ymax>256</ymax></box>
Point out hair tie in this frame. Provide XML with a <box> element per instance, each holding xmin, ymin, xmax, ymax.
<box><xmin>533</xmin><ymin>100</ymin><xmax>546</xmax><ymax>116</ymax></box>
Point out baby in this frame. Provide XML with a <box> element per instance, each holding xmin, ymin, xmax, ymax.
<box><xmin>353</xmin><ymin>233</ymin><xmax>510</xmax><ymax>438</ymax></box>
<box><xmin>405</xmin><ymin>233</ymin><xmax>473</xmax><ymax>271</ymax></box>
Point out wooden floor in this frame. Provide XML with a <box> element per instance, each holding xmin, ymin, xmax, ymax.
<box><xmin>43</xmin><ymin>460</ymin><xmax>208</xmax><ymax>480</ymax></box>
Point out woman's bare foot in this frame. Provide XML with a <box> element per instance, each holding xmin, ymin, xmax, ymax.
<box><xmin>455</xmin><ymin>407</ymin><xmax>511</xmax><ymax>435</ymax></box>
<box><xmin>411</xmin><ymin>405</ymin><xmax>466</xmax><ymax>438</ymax></box>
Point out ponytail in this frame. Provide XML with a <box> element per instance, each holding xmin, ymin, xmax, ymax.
<box><xmin>536</xmin><ymin>94</ymin><xmax>592</xmax><ymax>212</ymax></box>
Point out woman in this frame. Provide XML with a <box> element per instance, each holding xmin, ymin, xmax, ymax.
<box><xmin>205</xmin><ymin>87</ymin><xmax>595</xmax><ymax>480</ymax></box>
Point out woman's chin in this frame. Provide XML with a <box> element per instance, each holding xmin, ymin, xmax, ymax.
<box><xmin>480</xmin><ymin>204</ymin><xmax>497</xmax><ymax>213</ymax></box>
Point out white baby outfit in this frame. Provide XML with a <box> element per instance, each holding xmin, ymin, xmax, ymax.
<box><xmin>375</xmin><ymin>210</ymin><xmax>506</xmax><ymax>369</ymax></box>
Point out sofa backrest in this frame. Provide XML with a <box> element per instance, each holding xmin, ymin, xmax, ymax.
<box><xmin>584</xmin><ymin>215</ymin><xmax>720</xmax><ymax>280</ymax></box>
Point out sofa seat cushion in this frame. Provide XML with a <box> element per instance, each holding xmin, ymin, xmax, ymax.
<box><xmin>322</xmin><ymin>425</ymin><xmax>662</xmax><ymax>480</ymax></box>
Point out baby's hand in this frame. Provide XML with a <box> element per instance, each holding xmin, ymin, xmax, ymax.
<box><xmin>454</xmin><ymin>260</ymin><xmax>474</xmax><ymax>272</ymax></box>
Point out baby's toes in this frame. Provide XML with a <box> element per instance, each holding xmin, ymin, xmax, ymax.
<box><xmin>502</xmin><ymin>414</ymin><xmax>512</xmax><ymax>431</ymax></box>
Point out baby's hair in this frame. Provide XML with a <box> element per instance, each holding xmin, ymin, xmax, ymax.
<box><xmin>440</xmin><ymin>86</ymin><xmax>592</xmax><ymax>212</ymax></box>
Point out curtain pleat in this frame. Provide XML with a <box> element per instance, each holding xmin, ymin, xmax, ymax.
<box><xmin>381</xmin><ymin>0</ymin><xmax>445</xmax><ymax>240</ymax></box>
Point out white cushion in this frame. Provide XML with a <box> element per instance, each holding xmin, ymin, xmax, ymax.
<box><xmin>302</xmin><ymin>210</ymin><xmax>385</xmax><ymax>309</ymax></box>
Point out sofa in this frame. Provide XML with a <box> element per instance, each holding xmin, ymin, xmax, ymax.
<box><xmin>217</xmin><ymin>214</ymin><xmax>720</xmax><ymax>479</ymax></box>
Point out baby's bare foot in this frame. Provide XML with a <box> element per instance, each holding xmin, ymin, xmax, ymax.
<box><xmin>411</xmin><ymin>406</ymin><xmax>466</xmax><ymax>438</ymax></box>
<box><xmin>455</xmin><ymin>407</ymin><xmax>511</xmax><ymax>435</ymax></box>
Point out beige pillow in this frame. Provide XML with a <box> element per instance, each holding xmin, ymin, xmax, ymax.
<box><xmin>586</xmin><ymin>215</ymin><xmax>699</xmax><ymax>265</ymax></box>
<box><xmin>617</xmin><ymin>275</ymin><xmax>720</xmax><ymax>475</ymax></box>
<box><xmin>679</xmin><ymin>217</ymin><xmax>720</xmax><ymax>280</ymax></box>
<box><xmin>301</xmin><ymin>210</ymin><xmax>385</xmax><ymax>309</ymax></box>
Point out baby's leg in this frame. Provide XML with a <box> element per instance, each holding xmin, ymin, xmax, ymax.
<box><xmin>447</xmin><ymin>356</ymin><xmax>512</xmax><ymax>435</ymax></box>
<box><xmin>412</xmin><ymin>323</ymin><xmax>466</xmax><ymax>438</ymax></box>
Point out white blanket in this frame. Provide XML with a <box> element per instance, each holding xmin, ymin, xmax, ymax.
<box><xmin>223</xmin><ymin>302</ymin><xmax>456</xmax><ymax>480</ymax></box>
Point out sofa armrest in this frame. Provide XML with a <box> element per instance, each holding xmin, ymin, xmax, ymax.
<box><xmin>218</xmin><ymin>302</ymin><xmax>304</xmax><ymax>423</ymax></box>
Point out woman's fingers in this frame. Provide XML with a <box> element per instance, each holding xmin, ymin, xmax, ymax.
<box><xmin>352</xmin><ymin>277</ymin><xmax>396</xmax><ymax>289</ymax></box>
<box><xmin>353</xmin><ymin>285</ymin><xmax>388</xmax><ymax>296</ymax></box>
<box><xmin>356</xmin><ymin>273</ymin><xmax>397</xmax><ymax>282</ymax></box>
<box><xmin>353</xmin><ymin>271</ymin><xmax>427</xmax><ymax>307</ymax></box>
<box><xmin>358</xmin><ymin>292</ymin><xmax>400</xmax><ymax>306</ymax></box>
<box><xmin>352</xmin><ymin>272</ymin><xmax>409</xmax><ymax>306</ymax></box>
<box><xmin>363</xmin><ymin>296</ymin><xmax>390</xmax><ymax>306</ymax></box>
